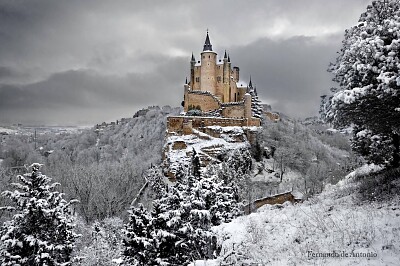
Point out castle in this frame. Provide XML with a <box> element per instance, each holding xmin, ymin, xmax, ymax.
<box><xmin>167</xmin><ymin>32</ymin><xmax>261</xmax><ymax>135</ymax></box>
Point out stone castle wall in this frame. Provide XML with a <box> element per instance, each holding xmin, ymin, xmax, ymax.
<box><xmin>168</xmin><ymin>116</ymin><xmax>247</xmax><ymax>134</ymax></box>
<box><xmin>167</xmin><ymin>116</ymin><xmax>261</xmax><ymax>136</ymax></box>
<box><xmin>185</xmin><ymin>91</ymin><xmax>220</xmax><ymax>112</ymax></box>
<box><xmin>221</xmin><ymin>103</ymin><xmax>245</xmax><ymax>118</ymax></box>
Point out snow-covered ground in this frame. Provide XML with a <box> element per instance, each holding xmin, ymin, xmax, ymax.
<box><xmin>0</xmin><ymin>126</ymin><xmax>17</xmax><ymax>134</ymax></box>
<box><xmin>165</xmin><ymin>127</ymin><xmax>249</xmax><ymax>175</ymax></box>
<box><xmin>0</xmin><ymin>125</ymin><xmax>88</xmax><ymax>136</ymax></box>
<box><xmin>192</xmin><ymin>165</ymin><xmax>400</xmax><ymax>265</ymax></box>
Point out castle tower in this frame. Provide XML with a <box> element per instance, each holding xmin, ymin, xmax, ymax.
<box><xmin>200</xmin><ymin>31</ymin><xmax>217</xmax><ymax>95</ymax></box>
<box><xmin>222</xmin><ymin>50</ymin><xmax>230</xmax><ymax>102</ymax></box>
<box><xmin>190</xmin><ymin>52</ymin><xmax>196</xmax><ymax>89</ymax></box>
<box><xmin>233</xmin><ymin>66</ymin><xmax>240</xmax><ymax>82</ymax></box>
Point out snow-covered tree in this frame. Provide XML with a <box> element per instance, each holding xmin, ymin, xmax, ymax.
<box><xmin>74</xmin><ymin>217</ymin><xmax>124</xmax><ymax>266</ymax></box>
<box><xmin>250</xmin><ymin>89</ymin><xmax>263</xmax><ymax>119</ymax></box>
<box><xmin>199</xmin><ymin>173</ymin><xmax>242</xmax><ymax>226</ymax></box>
<box><xmin>135</xmin><ymin>148</ymin><xmax>246</xmax><ymax>265</ymax></box>
<box><xmin>324</xmin><ymin>0</ymin><xmax>400</xmax><ymax>168</ymax></box>
<box><xmin>191</xmin><ymin>148</ymin><xmax>201</xmax><ymax>179</ymax></box>
<box><xmin>151</xmin><ymin>183</ymin><xmax>191</xmax><ymax>265</ymax></box>
<box><xmin>247</xmin><ymin>79</ymin><xmax>263</xmax><ymax>119</ymax></box>
<box><xmin>0</xmin><ymin>163</ymin><xmax>78</xmax><ymax>266</ymax></box>
<box><xmin>122</xmin><ymin>204</ymin><xmax>155</xmax><ymax>266</ymax></box>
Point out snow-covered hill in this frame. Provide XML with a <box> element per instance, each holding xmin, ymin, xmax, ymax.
<box><xmin>192</xmin><ymin>165</ymin><xmax>400</xmax><ymax>265</ymax></box>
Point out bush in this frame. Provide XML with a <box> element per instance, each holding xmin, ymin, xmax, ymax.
<box><xmin>358</xmin><ymin>168</ymin><xmax>400</xmax><ymax>201</ymax></box>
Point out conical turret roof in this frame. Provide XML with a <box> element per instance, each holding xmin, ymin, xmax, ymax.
<box><xmin>203</xmin><ymin>30</ymin><xmax>213</xmax><ymax>51</ymax></box>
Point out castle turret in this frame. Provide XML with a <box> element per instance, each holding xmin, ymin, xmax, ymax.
<box><xmin>244</xmin><ymin>93</ymin><xmax>252</xmax><ymax>120</ymax></box>
<box><xmin>203</xmin><ymin>31</ymin><xmax>212</xmax><ymax>51</ymax></box>
<box><xmin>249</xmin><ymin>76</ymin><xmax>253</xmax><ymax>89</ymax></box>
<box><xmin>233</xmin><ymin>66</ymin><xmax>240</xmax><ymax>82</ymax></box>
<box><xmin>184</xmin><ymin>77</ymin><xmax>190</xmax><ymax>111</ymax></box>
<box><xmin>190</xmin><ymin>52</ymin><xmax>195</xmax><ymax>89</ymax></box>
<box><xmin>200</xmin><ymin>31</ymin><xmax>217</xmax><ymax>95</ymax></box>
<box><xmin>222</xmin><ymin>50</ymin><xmax>230</xmax><ymax>102</ymax></box>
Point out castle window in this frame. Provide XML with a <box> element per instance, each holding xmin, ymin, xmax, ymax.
<box><xmin>209</xmin><ymin>55</ymin><xmax>210</xmax><ymax>59</ymax></box>
<box><xmin>217</xmin><ymin>76</ymin><xmax>221</xmax><ymax>82</ymax></box>
<box><xmin>195</xmin><ymin>77</ymin><xmax>200</xmax><ymax>82</ymax></box>
<box><xmin>203</xmin><ymin>56</ymin><xmax>205</xmax><ymax>59</ymax></box>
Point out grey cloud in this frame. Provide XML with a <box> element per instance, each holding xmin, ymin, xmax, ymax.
<box><xmin>0</xmin><ymin>54</ymin><xmax>186</xmax><ymax>125</ymax></box>
<box><xmin>0</xmin><ymin>0</ymin><xmax>373</xmax><ymax>124</ymax></box>
<box><xmin>0</xmin><ymin>66</ymin><xmax>14</xmax><ymax>79</ymax></box>
<box><xmin>228</xmin><ymin>35</ymin><xmax>340</xmax><ymax>118</ymax></box>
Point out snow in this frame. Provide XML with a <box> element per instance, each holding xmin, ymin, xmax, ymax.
<box><xmin>236</xmin><ymin>81</ymin><xmax>248</xmax><ymax>88</ymax></box>
<box><xmin>0</xmin><ymin>126</ymin><xmax>17</xmax><ymax>134</ymax></box>
<box><xmin>165</xmin><ymin>126</ymin><xmax>250</xmax><ymax>175</ymax></box>
<box><xmin>396</xmin><ymin>77</ymin><xmax>400</xmax><ymax>86</ymax></box>
<box><xmin>194</xmin><ymin>165</ymin><xmax>400</xmax><ymax>265</ymax></box>
<box><xmin>112</xmin><ymin>258</ymin><xmax>123</xmax><ymax>264</ymax></box>
<box><xmin>189</xmin><ymin>259</ymin><xmax>219</xmax><ymax>266</ymax></box>
<box><xmin>343</xmin><ymin>163</ymin><xmax>382</xmax><ymax>180</ymax></box>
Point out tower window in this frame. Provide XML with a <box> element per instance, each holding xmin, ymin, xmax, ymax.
<box><xmin>217</xmin><ymin>76</ymin><xmax>221</xmax><ymax>82</ymax></box>
<box><xmin>195</xmin><ymin>77</ymin><xmax>200</xmax><ymax>82</ymax></box>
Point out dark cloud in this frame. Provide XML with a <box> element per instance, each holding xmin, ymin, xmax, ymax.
<box><xmin>0</xmin><ymin>55</ymin><xmax>186</xmax><ymax>125</ymax></box>
<box><xmin>0</xmin><ymin>0</ymin><xmax>373</xmax><ymax>125</ymax></box>
<box><xmin>0</xmin><ymin>66</ymin><xmax>14</xmax><ymax>79</ymax></box>
<box><xmin>228</xmin><ymin>35</ymin><xmax>340</xmax><ymax>118</ymax></box>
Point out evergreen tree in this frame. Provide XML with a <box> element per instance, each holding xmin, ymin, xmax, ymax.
<box><xmin>122</xmin><ymin>204</ymin><xmax>155</xmax><ymax>266</ymax></box>
<box><xmin>0</xmin><ymin>163</ymin><xmax>77</xmax><ymax>266</ymax></box>
<box><xmin>250</xmin><ymin>88</ymin><xmax>263</xmax><ymax>119</ymax></box>
<box><xmin>200</xmin><ymin>174</ymin><xmax>242</xmax><ymax>226</ymax></box>
<box><xmin>191</xmin><ymin>148</ymin><xmax>201</xmax><ymax>179</ymax></box>
<box><xmin>139</xmin><ymin>147</ymin><xmax>247</xmax><ymax>265</ymax></box>
<box><xmin>323</xmin><ymin>0</ymin><xmax>400</xmax><ymax>168</ymax></box>
<box><xmin>151</xmin><ymin>183</ymin><xmax>190</xmax><ymax>265</ymax></box>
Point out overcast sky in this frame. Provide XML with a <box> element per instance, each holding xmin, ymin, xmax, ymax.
<box><xmin>0</xmin><ymin>0</ymin><xmax>372</xmax><ymax>125</ymax></box>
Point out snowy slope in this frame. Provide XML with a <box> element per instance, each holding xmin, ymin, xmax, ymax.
<box><xmin>192</xmin><ymin>165</ymin><xmax>400</xmax><ymax>266</ymax></box>
<box><xmin>164</xmin><ymin>126</ymin><xmax>251</xmax><ymax>177</ymax></box>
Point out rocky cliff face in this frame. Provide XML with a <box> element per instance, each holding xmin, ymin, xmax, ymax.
<box><xmin>163</xmin><ymin>125</ymin><xmax>259</xmax><ymax>180</ymax></box>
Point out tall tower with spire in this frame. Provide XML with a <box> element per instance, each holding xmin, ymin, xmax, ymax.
<box><xmin>200</xmin><ymin>31</ymin><xmax>217</xmax><ymax>95</ymax></box>
<box><xmin>185</xmin><ymin>31</ymin><xmax>257</xmax><ymax>114</ymax></box>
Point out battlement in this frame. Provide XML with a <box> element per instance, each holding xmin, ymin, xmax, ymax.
<box><xmin>167</xmin><ymin>116</ymin><xmax>260</xmax><ymax>136</ymax></box>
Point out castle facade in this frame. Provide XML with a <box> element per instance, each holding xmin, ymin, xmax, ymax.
<box><xmin>168</xmin><ymin>32</ymin><xmax>261</xmax><ymax>136</ymax></box>
<box><xmin>187</xmin><ymin>32</ymin><xmax>247</xmax><ymax>105</ymax></box>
